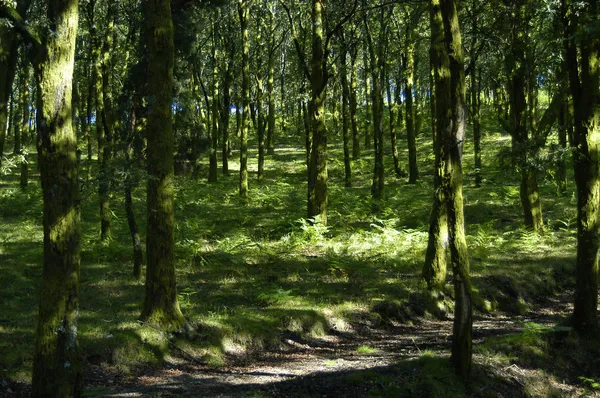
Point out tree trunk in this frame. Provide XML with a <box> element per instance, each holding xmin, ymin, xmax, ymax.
<box><xmin>266</xmin><ymin>10</ymin><xmax>276</xmax><ymax>156</ymax></box>
<box><xmin>387</xmin><ymin>68</ymin><xmax>401</xmax><ymax>177</ymax></box>
<box><xmin>563</xmin><ymin>0</ymin><xmax>599</xmax><ymax>335</ymax></box>
<box><xmin>363</xmin><ymin>42</ymin><xmax>371</xmax><ymax>150</ymax></box>
<box><xmin>257</xmin><ymin>75</ymin><xmax>266</xmax><ymax>180</ymax></box>
<box><xmin>208</xmin><ymin>18</ymin><xmax>219</xmax><ymax>183</ymax></box>
<box><xmin>556</xmin><ymin>95</ymin><xmax>568</xmax><ymax>194</ymax></box>
<box><xmin>349</xmin><ymin>47</ymin><xmax>360</xmax><ymax>160</ymax></box>
<box><xmin>307</xmin><ymin>0</ymin><xmax>328</xmax><ymax>225</ymax></box>
<box><xmin>127</xmin><ymin>95</ymin><xmax>143</xmax><ymax>280</ymax></box>
<box><xmin>238</xmin><ymin>0</ymin><xmax>249</xmax><ymax>198</ymax></box>
<box><xmin>471</xmin><ymin>68</ymin><xmax>482</xmax><ymax>187</ymax></box>
<box><xmin>339</xmin><ymin>42</ymin><xmax>352</xmax><ymax>187</ymax></box>
<box><xmin>141</xmin><ymin>0</ymin><xmax>185</xmax><ymax>331</ymax></box>
<box><xmin>364</xmin><ymin>10</ymin><xmax>384</xmax><ymax>199</ymax></box>
<box><xmin>423</xmin><ymin>15</ymin><xmax>447</xmax><ymax>291</ymax></box>
<box><xmin>507</xmin><ymin>1</ymin><xmax>543</xmax><ymax>232</ymax></box>
<box><xmin>29</xmin><ymin>0</ymin><xmax>82</xmax><ymax>394</ymax></box>
<box><xmin>431</xmin><ymin>0</ymin><xmax>472</xmax><ymax>380</ymax></box>
<box><xmin>221</xmin><ymin>49</ymin><xmax>233</xmax><ymax>174</ymax></box>
<box><xmin>19</xmin><ymin>54</ymin><xmax>29</xmax><ymax>189</ymax></box>
<box><xmin>405</xmin><ymin>37</ymin><xmax>418</xmax><ymax>184</ymax></box>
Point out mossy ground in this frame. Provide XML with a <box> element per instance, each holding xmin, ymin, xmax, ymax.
<box><xmin>0</xmin><ymin>107</ymin><xmax>594</xmax><ymax>396</ymax></box>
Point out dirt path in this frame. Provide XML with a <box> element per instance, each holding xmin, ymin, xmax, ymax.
<box><xmin>77</xmin><ymin>290</ymin><xmax>582</xmax><ymax>397</ymax></box>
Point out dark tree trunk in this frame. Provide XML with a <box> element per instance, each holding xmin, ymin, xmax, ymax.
<box><xmin>307</xmin><ymin>0</ymin><xmax>328</xmax><ymax>225</ymax></box>
<box><xmin>431</xmin><ymin>0</ymin><xmax>472</xmax><ymax>381</ymax></box>
<box><xmin>141</xmin><ymin>0</ymin><xmax>185</xmax><ymax>331</ymax></box>
<box><xmin>404</xmin><ymin>36</ymin><xmax>418</xmax><ymax>184</ymax></box>
<box><xmin>349</xmin><ymin>47</ymin><xmax>360</xmax><ymax>160</ymax></box>
<box><xmin>208</xmin><ymin>18</ymin><xmax>219</xmax><ymax>183</ymax></box>
<box><xmin>339</xmin><ymin>41</ymin><xmax>352</xmax><ymax>187</ymax></box>
<box><xmin>238</xmin><ymin>0</ymin><xmax>250</xmax><ymax>198</ymax></box>
<box><xmin>562</xmin><ymin>0</ymin><xmax>600</xmax><ymax>335</ymax></box>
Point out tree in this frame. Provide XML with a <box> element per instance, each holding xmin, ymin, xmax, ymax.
<box><xmin>503</xmin><ymin>0</ymin><xmax>544</xmax><ymax>232</ymax></box>
<box><xmin>0</xmin><ymin>0</ymin><xmax>83</xmax><ymax>394</ymax></box>
<box><xmin>562</xmin><ymin>0</ymin><xmax>599</xmax><ymax>335</ymax></box>
<box><xmin>140</xmin><ymin>0</ymin><xmax>186</xmax><ymax>331</ymax></box>
<box><xmin>238</xmin><ymin>0</ymin><xmax>250</xmax><ymax>198</ymax></box>
<box><xmin>307</xmin><ymin>0</ymin><xmax>329</xmax><ymax>224</ymax></box>
<box><xmin>430</xmin><ymin>0</ymin><xmax>472</xmax><ymax>380</ymax></box>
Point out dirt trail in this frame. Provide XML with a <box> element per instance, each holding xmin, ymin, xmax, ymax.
<box><xmin>77</xmin><ymin>291</ymin><xmax>580</xmax><ymax>397</ymax></box>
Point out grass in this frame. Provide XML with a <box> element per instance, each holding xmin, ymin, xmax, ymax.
<box><xmin>0</xmin><ymin>105</ymin><xmax>587</xmax><ymax>393</ymax></box>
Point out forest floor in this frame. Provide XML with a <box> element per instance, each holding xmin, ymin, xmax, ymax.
<box><xmin>75</xmin><ymin>289</ymin><xmax>595</xmax><ymax>397</ymax></box>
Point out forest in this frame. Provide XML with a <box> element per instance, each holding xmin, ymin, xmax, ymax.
<box><xmin>0</xmin><ymin>0</ymin><xmax>599</xmax><ymax>396</ymax></box>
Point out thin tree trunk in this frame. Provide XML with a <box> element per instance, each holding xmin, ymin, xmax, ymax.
<box><xmin>350</xmin><ymin>47</ymin><xmax>360</xmax><ymax>160</ymax></box>
<box><xmin>307</xmin><ymin>0</ymin><xmax>328</xmax><ymax>225</ymax></box>
<box><xmin>405</xmin><ymin>35</ymin><xmax>418</xmax><ymax>184</ymax></box>
<box><xmin>19</xmin><ymin>53</ymin><xmax>29</xmax><ymax>188</ymax></box>
<box><xmin>220</xmin><ymin>49</ymin><xmax>233</xmax><ymax>174</ymax></box>
<box><xmin>126</xmin><ymin>95</ymin><xmax>143</xmax><ymax>280</ymax></box>
<box><xmin>339</xmin><ymin>42</ymin><xmax>352</xmax><ymax>188</ymax></box>
<box><xmin>257</xmin><ymin>75</ymin><xmax>266</xmax><ymax>180</ymax></box>
<box><xmin>238</xmin><ymin>0</ymin><xmax>249</xmax><ymax>198</ymax></box>
<box><xmin>266</xmin><ymin>10</ymin><xmax>276</xmax><ymax>156</ymax></box>
<box><xmin>208</xmin><ymin>18</ymin><xmax>219</xmax><ymax>183</ymax></box>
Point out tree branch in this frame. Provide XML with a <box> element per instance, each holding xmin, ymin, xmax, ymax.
<box><xmin>279</xmin><ymin>0</ymin><xmax>311</xmax><ymax>81</ymax></box>
<box><xmin>0</xmin><ymin>2</ymin><xmax>42</xmax><ymax>53</ymax></box>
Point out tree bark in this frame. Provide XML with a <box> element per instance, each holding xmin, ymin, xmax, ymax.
<box><xmin>29</xmin><ymin>0</ymin><xmax>82</xmax><ymax>394</ymax></box>
<box><xmin>339</xmin><ymin>40</ymin><xmax>352</xmax><ymax>187</ymax></box>
<box><xmin>141</xmin><ymin>0</ymin><xmax>185</xmax><ymax>331</ymax></box>
<box><xmin>506</xmin><ymin>1</ymin><xmax>544</xmax><ymax>232</ymax></box>
<box><xmin>208</xmin><ymin>16</ymin><xmax>219</xmax><ymax>183</ymax></box>
<box><xmin>19</xmin><ymin>53</ymin><xmax>29</xmax><ymax>188</ymax></box>
<box><xmin>238</xmin><ymin>0</ymin><xmax>250</xmax><ymax>198</ymax></box>
<box><xmin>423</xmin><ymin>9</ymin><xmax>447</xmax><ymax>291</ymax></box>
<box><xmin>349</xmin><ymin>46</ymin><xmax>360</xmax><ymax>160</ymax></box>
<box><xmin>562</xmin><ymin>0</ymin><xmax>600</xmax><ymax>335</ymax></box>
<box><xmin>431</xmin><ymin>0</ymin><xmax>472</xmax><ymax>380</ymax></box>
<box><xmin>404</xmin><ymin>33</ymin><xmax>418</xmax><ymax>184</ymax></box>
<box><xmin>307</xmin><ymin>0</ymin><xmax>328</xmax><ymax>225</ymax></box>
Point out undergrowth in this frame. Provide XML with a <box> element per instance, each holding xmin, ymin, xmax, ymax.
<box><xmin>0</xmin><ymin>121</ymin><xmax>585</xmax><ymax>395</ymax></box>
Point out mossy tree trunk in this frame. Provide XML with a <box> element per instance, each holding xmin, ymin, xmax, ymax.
<box><xmin>431</xmin><ymin>0</ymin><xmax>472</xmax><ymax>381</ymax></box>
<box><xmin>387</xmin><ymin>64</ymin><xmax>402</xmax><ymax>178</ymax></box>
<box><xmin>562</xmin><ymin>0</ymin><xmax>600</xmax><ymax>335</ymax></box>
<box><xmin>349</xmin><ymin>45</ymin><xmax>360</xmax><ymax>160</ymax></box>
<box><xmin>18</xmin><ymin>53</ymin><xmax>29</xmax><ymax>189</ymax></box>
<box><xmin>506</xmin><ymin>1</ymin><xmax>544</xmax><ymax>232</ymax></box>
<box><xmin>363</xmin><ymin>41</ymin><xmax>372</xmax><ymax>151</ymax></box>
<box><xmin>141</xmin><ymin>0</ymin><xmax>185</xmax><ymax>331</ymax></box>
<box><xmin>363</xmin><ymin>5</ymin><xmax>385</xmax><ymax>200</ymax></box>
<box><xmin>208</xmin><ymin>14</ymin><xmax>220</xmax><ymax>183</ymax></box>
<box><xmin>266</xmin><ymin>5</ymin><xmax>276</xmax><ymax>156</ymax></box>
<box><xmin>257</xmin><ymin>72</ymin><xmax>266</xmax><ymax>180</ymax></box>
<box><xmin>404</xmin><ymin>32</ymin><xmax>419</xmax><ymax>184</ymax></box>
<box><xmin>307</xmin><ymin>0</ymin><xmax>329</xmax><ymax>225</ymax></box>
<box><xmin>220</xmin><ymin>43</ymin><xmax>233</xmax><ymax>175</ymax></box>
<box><xmin>238</xmin><ymin>0</ymin><xmax>250</xmax><ymax>198</ymax></box>
<box><xmin>10</xmin><ymin>0</ymin><xmax>84</xmax><ymax>394</ymax></box>
<box><xmin>423</xmin><ymin>7</ymin><xmax>447</xmax><ymax>292</ymax></box>
<box><xmin>338</xmin><ymin>36</ymin><xmax>352</xmax><ymax>188</ymax></box>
